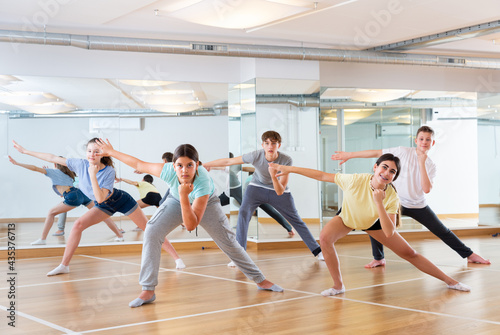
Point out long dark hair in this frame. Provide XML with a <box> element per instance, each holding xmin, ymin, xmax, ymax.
<box><xmin>173</xmin><ymin>144</ymin><xmax>199</xmax><ymax>163</ymax></box>
<box><xmin>56</xmin><ymin>157</ymin><xmax>76</xmax><ymax>180</ymax></box>
<box><xmin>87</xmin><ymin>138</ymin><xmax>114</xmax><ymax>168</ymax></box>
<box><xmin>375</xmin><ymin>153</ymin><xmax>402</xmax><ymax>227</ymax></box>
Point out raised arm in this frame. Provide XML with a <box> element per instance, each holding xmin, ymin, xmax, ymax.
<box><xmin>96</xmin><ymin>139</ymin><xmax>164</xmax><ymax>178</ymax></box>
<box><xmin>8</xmin><ymin>156</ymin><xmax>47</xmax><ymax>174</ymax></box>
<box><xmin>178</xmin><ymin>183</ymin><xmax>209</xmax><ymax>231</ymax></box>
<box><xmin>416</xmin><ymin>150</ymin><xmax>433</xmax><ymax>193</ymax></box>
<box><xmin>268</xmin><ymin>163</ymin><xmax>288</xmax><ymax>195</ymax></box>
<box><xmin>269</xmin><ymin>163</ymin><xmax>336</xmax><ymax>183</ymax></box>
<box><xmin>12</xmin><ymin>140</ymin><xmax>67</xmax><ymax>166</ymax></box>
<box><xmin>331</xmin><ymin>150</ymin><xmax>382</xmax><ymax>165</ymax></box>
<box><xmin>203</xmin><ymin>156</ymin><xmax>244</xmax><ymax>170</ymax></box>
<box><xmin>372</xmin><ymin>189</ymin><xmax>397</xmax><ymax>237</ymax></box>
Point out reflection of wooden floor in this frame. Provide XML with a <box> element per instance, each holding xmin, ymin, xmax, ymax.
<box><xmin>2</xmin><ymin>236</ymin><xmax>500</xmax><ymax>334</ymax></box>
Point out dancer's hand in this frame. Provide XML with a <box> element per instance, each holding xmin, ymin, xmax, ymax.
<box><xmin>12</xmin><ymin>140</ymin><xmax>27</xmax><ymax>154</ymax></box>
<box><xmin>268</xmin><ymin>163</ymin><xmax>278</xmax><ymax>177</ymax></box>
<box><xmin>331</xmin><ymin>151</ymin><xmax>350</xmax><ymax>165</ymax></box>
<box><xmin>88</xmin><ymin>164</ymin><xmax>100</xmax><ymax>176</ymax></box>
<box><xmin>8</xmin><ymin>155</ymin><xmax>18</xmax><ymax>165</ymax></box>
<box><xmin>178</xmin><ymin>182</ymin><xmax>193</xmax><ymax>197</ymax></box>
<box><xmin>416</xmin><ymin>149</ymin><xmax>428</xmax><ymax>164</ymax></box>
<box><xmin>95</xmin><ymin>138</ymin><xmax>114</xmax><ymax>157</ymax></box>
<box><xmin>269</xmin><ymin>162</ymin><xmax>290</xmax><ymax>177</ymax></box>
<box><xmin>372</xmin><ymin>188</ymin><xmax>386</xmax><ymax>204</ymax></box>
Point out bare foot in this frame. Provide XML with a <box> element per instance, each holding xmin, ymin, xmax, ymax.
<box><xmin>288</xmin><ymin>230</ymin><xmax>295</xmax><ymax>237</ymax></box>
<box><xmin>364</xmin><ymin>259</ymin><xmax>386</xmax><ymax>268</ymax></box>
<box><xmin>467</xmin><ymin>253</ymin><xmax>491</xmax><ymax>264</ymax></box>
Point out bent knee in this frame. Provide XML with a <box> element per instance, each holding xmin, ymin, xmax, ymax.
<box><xmin>319</xmin><ymin>231</ymin><xmax>337</xmax><ymax>246</ymax></box>
<box><xmin>400</xmin><ymin>248</ymin><xmax>419</xmax><ymax>260</ymax></box>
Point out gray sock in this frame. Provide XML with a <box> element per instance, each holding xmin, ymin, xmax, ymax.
<box><xmin>129</xmin><ymin>294</ymin><xmax>156</xmax><ymax>308</ymax></box>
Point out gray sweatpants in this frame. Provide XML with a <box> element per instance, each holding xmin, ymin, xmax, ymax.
<box><xmin>139</xmin><ymin>193</ymin><xmax>266</xmax><ymax>291</ymax></box>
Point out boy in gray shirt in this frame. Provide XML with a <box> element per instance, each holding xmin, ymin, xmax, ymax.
<box><xmin>204</xmin><ymin>131</ymin><xmax>323</xmax><ymax>265</ymax></box>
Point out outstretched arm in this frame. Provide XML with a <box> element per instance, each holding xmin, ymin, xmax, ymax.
<box><xmin>9</xmin><ymin>156</ymin><xmax>47</xmax><ymax>174</ymax></box>
<box><xmin>116</xmin><ymin>178</ymin><xmax>139</xmax><ymax>186</ymax></box>
<box><xmin>96</xmin><ymin>139</ymin><xmax>164</xmax><ymax>178</ymax></box>
<box><xmin>269</xmin><ymin>163</ymin><xmax>336</xmax><ymax>183</ymax></box>
<box><xmin>12</xmin><ymin>140</ymin><xmax>67</xmax><ymax>166</ymax></box>
<box><xmin>331</xmin><ymin>150</ymin><xmax>382</xmax><ymax>165</ymax></box>
<box><xmin>203</xmin><ymin>156</ymin><xmax>244</xmax><ymax>170</ymax></box>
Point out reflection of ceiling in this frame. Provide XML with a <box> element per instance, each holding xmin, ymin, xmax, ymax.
<box><xmin>0</xmin><ymin>76</ymin><xmax>229</xmax><ymax>115</ymax></box>
<box><xmin>319</xmin><ymin>88</ymin><xmax>500</xmax><ymax>125</ymax></box>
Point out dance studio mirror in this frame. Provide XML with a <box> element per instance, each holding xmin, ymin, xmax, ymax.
<box><xmin>1</xmin><ymin>75</ymin><xmax>231</xmax><ymax>248</ymax></box>
<box><xmin>2</xmin><ymin>75</ymin><xmax>500</xmax><ymax>251</ymax></box>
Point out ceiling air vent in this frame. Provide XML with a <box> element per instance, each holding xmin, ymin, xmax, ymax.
<box><xmin>438</xmin><ymin>57</ymin><xmax>466</xmax><ymax>64</ymax></box>
<box><xmin>191</xmin><ymin>43</ymin><xmax>227</xmax><ymax>52</ymax></box>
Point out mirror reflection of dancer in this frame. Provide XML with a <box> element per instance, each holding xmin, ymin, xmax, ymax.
<box><xmin>270</xmin><ymin>154</ymin><xmax>471</xmax><ymax>296</ymax></box>
<box><xmin>8</xmin><ymin>155</ymin><xmax>124</xmax><ymax>245</ymax></box>
<box><xmin>331</xmin><ymin>126</ymin><xmax>490</xmax><ymax>267</ymax></box>
<box><xmin>95</xmin><ymin>140</ymin><xmax>284</xmax><ymax>308</ymax></box>
<box><xmin>116</xmin><ymin>175</ymin><xmax>162</xmax><ymax>209</ymax></box>
<box><xmin>12</xmin><ymin>139</ymin><xmax>184</xmax><ymax>276</ymax></box>
<box><xmin>203</xmin><ymin>131</ymin><xmax>323</xmax><ymax>267</ymax></box>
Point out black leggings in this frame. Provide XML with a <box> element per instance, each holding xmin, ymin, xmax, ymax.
<box><xmin>230</xmin><ymin>186</ymin><xmax>293</xmax><ymax>232</ymax></box>
<box><xmin>369</xmin><ymin>205</ymin><xmax>473</xmax><ymax>260</ymax></box>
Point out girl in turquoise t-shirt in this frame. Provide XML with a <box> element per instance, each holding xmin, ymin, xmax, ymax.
<box><xmin>96</xmin><ymin>139</ymin><xmax>284</xmax><ymax>308</ymax></box>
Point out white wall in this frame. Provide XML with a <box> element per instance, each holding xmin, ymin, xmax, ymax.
<box><xmin>426</xmin><ymin>118</ymin><xmax>479</xmax><ymax>214</ymax></box>
<box><xmin>477</xmin><ymin>123</ymin><xmax>500</xmax><ymax>205</ymax></box>
<box><xmin>2</xmin><ymin>115</ymin><xmax>228</xmax><ymax>218</ymax></box>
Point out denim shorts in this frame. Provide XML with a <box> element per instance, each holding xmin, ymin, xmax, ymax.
<box><xmin>94</xmin><ymin>188</ymin><xmax>138</xmax><ymax>216</ymax></box>
<box><xmin>63</xmin><ymin>187</ymin><xmax>92</xmax><ymax>207</ymax></box>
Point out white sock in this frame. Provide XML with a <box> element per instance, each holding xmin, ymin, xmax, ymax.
<box><xmin>31</xmin><ymin>239</ymin><xmax>46</xmax><ymax>245</ymax></box>
<box><xmin>227</xmin><ymin>261</ymin><xmax>236</xmax><ymax>267</ymax></box>
<box><xmin>47</xmin><ymin>264</ymin><xmax>69</xmax><ymax>276</ymax></box>
<box><xmin>175</xmin><ymin>258</ymin><xmax>186</xmax><ymax>269</ymax></box>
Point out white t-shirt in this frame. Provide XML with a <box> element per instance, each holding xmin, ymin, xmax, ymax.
<box><xmin>382</xmin><ymin>146</ymin><xmax>436</xmax><ymax>209</ymax></box>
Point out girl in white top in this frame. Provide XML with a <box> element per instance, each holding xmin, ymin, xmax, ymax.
<box><xmin>270</xmin><ymin>153</ymin><xmax>470</xmax><ymax>296</ymax></box>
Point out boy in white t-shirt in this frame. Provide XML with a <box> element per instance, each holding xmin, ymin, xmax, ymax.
<box><xmin>331</xmin><ymin>125</ymin><xmax>490</xmax><ymax>266</ymax></box>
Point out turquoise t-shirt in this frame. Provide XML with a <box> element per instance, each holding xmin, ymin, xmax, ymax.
<box><xmin>160</xmin><ymin>163</ymin><xmax>214</xmax><ymax>203</ymax></box>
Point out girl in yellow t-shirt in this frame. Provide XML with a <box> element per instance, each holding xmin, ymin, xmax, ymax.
<box><xmin>270</xmin><ymin>153</ymin><xmax>470</xmax><ymax>297</ymax></box>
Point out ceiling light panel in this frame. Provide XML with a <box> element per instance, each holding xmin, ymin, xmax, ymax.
<box><xmin>162</xmin><ymin>0</ymin><xmax>312</xmax><ymax>29</ymax></box>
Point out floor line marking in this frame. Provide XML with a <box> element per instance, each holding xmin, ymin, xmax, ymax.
<box><xmin>79</xmin><ymin>295</ymin><xmax>314</xmax><ymax>333</ymax></box>
<box><xmin>0</xmin><ymin>304</ymin><xmax>78</xmax><ymax>334</ymax></box>
<box><xmin>331</xmin><ymin>296</ymin><xmax>500</xmax><ymax>325</ymax></box>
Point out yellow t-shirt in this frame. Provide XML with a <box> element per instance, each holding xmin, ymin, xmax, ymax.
<box><xmin>136</xmin><ymin>182</ymin><xmax>159</xmax><ymax>199</ymax></box>
<box><xmin>335</xmin><ymin>173</ymin><xmax>399</xmax><ymax>230</ymax></box>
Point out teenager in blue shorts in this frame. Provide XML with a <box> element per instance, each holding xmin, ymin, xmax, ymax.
<box><xmin>8</xmin><ymin>155</ymin><xmax>124</xmax><ymax>245</ymax></box>
<box><xmin>13</xmin><ymin>138</ymin><xmax>184</xmax><ymax>276</ymax></box>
